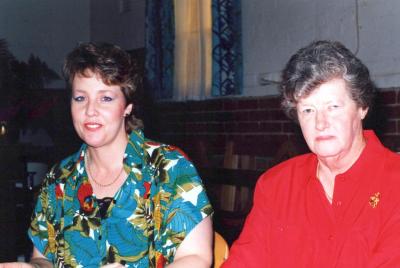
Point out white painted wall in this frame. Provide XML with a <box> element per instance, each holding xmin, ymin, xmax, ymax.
<box><xmin>0</xmin><ymin>0</ymin><xmax>91</xmax><ymax>88</ymax></box>
<box><xmin>242</xmin><ymin>0</ymin><xmax>400</xmax><ymax>96</ymax></box>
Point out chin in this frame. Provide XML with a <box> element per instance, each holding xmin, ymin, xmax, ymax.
<box><xmin>314</xmin><ymin>150</ymin><xmax>342</xmax><ymax>159</ymax></box>
<box><xmin>83</xmin><ymin>140</ymin><xmax>103</xmax><ymax>148</ymax></box>
<box><xmin>79</xmin><ymin>134</ymin><xmax>107</xmax><ymax>148</ymax></box>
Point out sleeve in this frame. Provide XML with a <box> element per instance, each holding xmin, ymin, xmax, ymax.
<box><xmin>366</xmin><ymin>155</ymin><xmax>400</xmax><ymax>267</ymax></box>
<box><xmin>368</xmin><ymin>201</ymin><xmax>400</xmax><ymax>267</ymax></box>
<box><xmin>155</xmin><ymin>146</ymin><xmax>213</xmax><ymax>263</ymax></box>
<box><xmin>222</xmin><ymin>174</ymin><xmax>271</xmax><ymax>268</ymax></box>
<box><xmin>27</xmin><ymin>169</ymin><xmax>57</xmax><ymax>261</ymax></box>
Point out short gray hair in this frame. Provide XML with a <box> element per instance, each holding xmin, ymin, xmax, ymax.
<box><xmin>280</xmin><ymin>40</ymin><xmax>375</xmax><ymax>120</ymax></box>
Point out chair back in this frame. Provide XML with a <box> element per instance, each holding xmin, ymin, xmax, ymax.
<box><xmin>214</xmin><ymin>231</ymin><xmax>229</xmax><ymax>268</ymax></box>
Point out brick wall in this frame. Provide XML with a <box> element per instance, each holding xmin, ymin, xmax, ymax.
<box><xmin>378</xmin><ymin>89</ymin><xmax>400</xmax><ymax>148</ymax></box>
<box><xmin>149</xmin><ymin>88</ymin><xmax>400</xmax><ymax>170</ymax></box>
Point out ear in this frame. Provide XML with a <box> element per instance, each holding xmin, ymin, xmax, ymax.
<box><xmin>360</xmin><ymin>107</ymin><xmax>369</xmax><ymax>120</ymax></box>
<box><xmin>124</xmin><ymin>104</ymin><xmax>133</xmax><ymax>117</ymax></box>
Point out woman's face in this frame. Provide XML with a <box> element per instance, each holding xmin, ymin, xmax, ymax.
<box><xmin>296</xmin><ymin>78</ymin><xmax>368</xmax><ymax>161</ymax></box>
<box><xmin>71</xmin><ymin>71</ymin><xmax>132</xmax><ymax>148</ymax></box>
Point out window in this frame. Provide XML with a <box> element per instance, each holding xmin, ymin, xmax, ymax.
<box><xmin>173</xmin><ymin>0</ymin><xmax>212</xmax><ymax>100</ymax></box>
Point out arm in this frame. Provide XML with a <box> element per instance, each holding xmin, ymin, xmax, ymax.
<box><xmin>167</xmin><ymin>216</ymin><xmax>213</xmax><ymax>268</ymax></box>
<box><xmin>221</xmin><ymin>176</ymin><xmax>270</xmax><ymax>268</ymax></box>
<box><xmin>29</xmin><ymin>247</ymin><xmax>53</xmax><ymax>268</ymax></box>
<box><xmin>0</xmin><ymin>247</ymin><xmax>52</xmax><ymax>268</ymax></box>
<box><xmin>155</xmin><ymin>145</ymin><xmax>214</xmax><ymax>267</ymax></box>
<box><xmin>368</xmin><ymin>204</ymin><xmax>400</xmax><ymax>267</ymax></box>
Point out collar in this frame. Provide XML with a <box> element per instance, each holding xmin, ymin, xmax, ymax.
<box><xmin>305</xmin><ymin>130</ymin><xmax>384</xmax><ymax>183</ymax></box>
<box><xmin>334</xmin><ymin>130</ymin><xmax>384</xmax><ymax>181</ymax></box>
<box><xmin>313</xmin><ymin>130</ymin><xmax>384</xmax><ymax>183</ymax></box>
<box><xmin>124</xmin><ymin>130</ymin><xmax>145</xmax><ymax>173</ymax></box>
<box><xmin>60</xmin><ymin>130</ymin><xmax>146</xmax><ymax>181</ymax></box>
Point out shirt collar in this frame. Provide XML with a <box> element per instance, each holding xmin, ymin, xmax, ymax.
<box><xmin>330</xmin><ymin>130</ymin><xmax>384</xmax><ymax>181</ymax></box>
<box><xmin>124</xmin><ymin>129</ymin><xmax>145</xmax><ymax>170</ymax></box>
<box><xmin>63</xmin><ymin>129</ymin><xmax>146</xmax><ymax>179</ymax></box>
<box><xmin>305</xmin><ymin>130</ymin><xmax>384</xmax><ymax>183</ymax></box>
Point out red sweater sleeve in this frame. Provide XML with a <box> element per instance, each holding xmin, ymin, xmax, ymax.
<box><xmin>222</xmin><ymin>175</ymin><xmax>270</xmax><ymax>267</ymax></box>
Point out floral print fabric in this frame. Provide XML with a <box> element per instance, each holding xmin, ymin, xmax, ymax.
<box><xmin>28</xmin><ymin>130</ymin><xmax>213</xmax><ymax>267</ymax></box>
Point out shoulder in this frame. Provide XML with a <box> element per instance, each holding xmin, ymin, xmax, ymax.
<box><xmin>383</xmin><ymin>148</ymin><xmax>400</xmax><ymax>170</ymax></box>
<box><xmin>43</xmin><ymin>150</ymin><xmax>81</xmax><ymax>186</ymax></box>
<box><xmin>144</xmin><ymin>140</ymin><xmax>191</xmax><ymax>161</ymax></box>
<box><xmin>260</xmin><ymin>153</ymin><xmax>314</xmax><ymax>182</ymax></box>
<box><xmin>143</xmin><ymin>140</ymin><xmax>200</xmax><ymax>183</ymax></box>
<box><xmin>371</xmin><ymin>149</ymin><xmax>400</xmax><ymax>220</ymax></box>
<box><xmin>143</xmin><ymin>140</ymin><xmax>194</xmax><ymax>171</ymax></box>
<box><xmin>366</xmin><ymin>131</ymin><xmax>400</xmax><ymax>182</ymax></box>
<box><xmin>380</xmin><ymin>148</ymin><xmax>400</xmax><ymax>186</ymax></box>
<box><xmin>144</xmin><ymin>141</ymin><xmax>213</xmax><ymax>219</ymax></box>
<box><xmin>256</xmin><ymin>153</ymin><xmax>315</xmax><ymax>195</ymax></box>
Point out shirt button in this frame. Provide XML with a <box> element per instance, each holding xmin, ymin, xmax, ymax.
<box><xmin>336</xmin><ymin>201</ymin><xmax>342</xmax><ymax>206</ymax></box>
<box><xmin>328</xmin><ymin>234</ymin><xmax>334</xmax><ymax>240</ymax></box>
<box><xmin>99</xmin><ymin>235</ymin><xmax>102</xmax><ymax>240</ymax></box>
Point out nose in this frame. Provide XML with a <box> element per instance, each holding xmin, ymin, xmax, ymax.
<box><xmin>85</xmin><ymin>99</ymin><xmax>98</xmax><ymax>116</ymax></box>
<box><xmin>315</xmin><ymin>110</ymin><xmax>329</xmax><ymax>130</ymax></box>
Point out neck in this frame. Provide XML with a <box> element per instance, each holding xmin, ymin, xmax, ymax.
<box><xmin>86</xmin><ymin>135</ymin><xmax>128</xmax><ymax>171</ymax></box>
<box><xmin>319</xmin><ymin>133</ymin><xmax>366</xmax><ymax>176</ymax></box>
<box><xmin>84</xmin><ymin>134</ymin><xmax>129</xmax><ymax>197</ymax></box>
<box><xmin>316</xmin><ymin>132</ymin><xmax>366</xmax><ymax>203</ymax></box>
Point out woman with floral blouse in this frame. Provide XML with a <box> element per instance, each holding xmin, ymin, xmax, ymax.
<box><xmin>1</xmin><ymin>42</ymin><xmax>213</xmax><ymax>268</ymax></box>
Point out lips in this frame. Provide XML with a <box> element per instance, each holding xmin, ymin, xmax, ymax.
<box><xmin>316</xmin><ymin>135</ymin><xmax>334</xmax><ymax>141</ymax></box>
<box><xmin>84</xmin><ymin>122</ymin><xmax>103</xmax><ymax>131</ymax></box>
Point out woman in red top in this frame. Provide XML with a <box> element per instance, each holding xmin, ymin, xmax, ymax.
<box><xmin>223</xmin><ymin>40</ymin><xmax>400</xmax><ymax>267</ymax></box>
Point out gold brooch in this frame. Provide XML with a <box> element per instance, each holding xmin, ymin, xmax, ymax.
<box><xmin>369</xmin><ymin>192</ymin><xmax>380</xmax><ymax>208</ymax></box>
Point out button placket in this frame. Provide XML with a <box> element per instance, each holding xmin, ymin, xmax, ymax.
<box><xmin>97</xmin><ymin>223</ymin><xmax>106</xmax><ymax>252</ymax></box>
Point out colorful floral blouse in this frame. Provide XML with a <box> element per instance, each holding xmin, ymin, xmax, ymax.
<box><xmin>28</xmin><ymin>130</ymin><xmax>213</xmax><ymax>267</ymax></box>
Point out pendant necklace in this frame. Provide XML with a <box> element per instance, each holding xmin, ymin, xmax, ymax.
<box><xmin>85</xmin><ymin>153</ymin><xmax>124</xmax><ymax>187</ymax></box>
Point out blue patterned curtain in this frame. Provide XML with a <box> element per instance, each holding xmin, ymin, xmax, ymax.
<box><xmin>145</xmin><ymin>0</ymin><xmax>175</xmax><ymax>99</ymax></box>
<box><xmin>212</xmin><ymin>0</ymin><xmax>243</xmax><ymax>96</ymax></box>
<box><xmin>145</xmin><ymin>0</ymin><xmax>242</xmax><ymax>99</ymax></box>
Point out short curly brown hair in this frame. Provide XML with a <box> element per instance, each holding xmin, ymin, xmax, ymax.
<box><xmin>63</xmin><ymin>42</ymin><xmax>143</xmax><ymax>132</ymax></box>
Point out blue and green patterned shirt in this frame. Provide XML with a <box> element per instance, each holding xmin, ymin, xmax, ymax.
<box><xmin>28</xmin><ymin>130</ymin><xmax>213</xmax><ymax>267</ymax></box>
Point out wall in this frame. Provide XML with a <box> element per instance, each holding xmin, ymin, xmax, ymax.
<box><xmin>2</xmin><ymin>0</ymin><xmax>399</xmax><ymax>94</ymax></box>
<box><xmin>92</xmin><ymin>0</ymin><xmax>400</xmax><ymax>163</ymax></box>
<box><xmin>144</xmin><ymin>0</ymin><xmax>400</xmax><ymax>167</ymax></box>
<box><xmin>89</xmin><ymin>0</ymin><xmax>400</xmax><ymax>98</ymax></box>
<box><xmin>0</xmin><ymin>1</ymin><xmax>399</xmax><ymax>160</ymax></box>
<box><xmin>242</xmin><ymin>0</ymin><xmax>400</xmax><ymax>96</ymax></box>
<box><xmin>0</xmin><ymin>0</ymin><xmax>146</xmax><ymax>88</ymax></box>
<box><xmin>90</xmin><ymin>0</ymin><xmax>146</xmax><ymax>49</ymax></box>
<box><xmin>0</xmin><ymin>0</ymin><xmax>91</xmax><ymax>87</ymax></box>
<box><xmin>150</xmin><ymin>89</ymin><xmax>400</xmax><ymax>170</ymax></box>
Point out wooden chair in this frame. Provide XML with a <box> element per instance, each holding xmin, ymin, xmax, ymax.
<box><xmin>214</xmin><ymin>231</ymin><xmax>229</xmax><ymax>268</ymax></box>
<box><xmin>220</xmin><ymin>141</ymin><xmax>255</xmax><ymax>212</ymax></box>
<box><xmin>200</xmin><ymin>141</ymin><xmax>260</xmax><ymax>245</ymax></box>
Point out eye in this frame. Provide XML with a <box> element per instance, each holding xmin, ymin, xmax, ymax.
<box><xmin>328</xmin><ymin>104</ymin><xmax>340</xmax><ymax>110</ymax></box>
<box><xmin>101</xmin><ymin>96</ymin><xmax>113</xmax><ymax>102</ymax></box>
<box><xmin>302</xmin><ymin>108</ymin><xmax>314</xmax><ymax>114</ymax></box>
<box><xmin>72</xmin><ymin>96</ymin><xmax>85</xmax><ymax>102</ymax></box>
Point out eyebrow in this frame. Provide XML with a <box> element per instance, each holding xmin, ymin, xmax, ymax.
<box><xmin>72</xmin><ymin>88</ymin><xmax>116</xmax><ymax>94</ymax></box>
